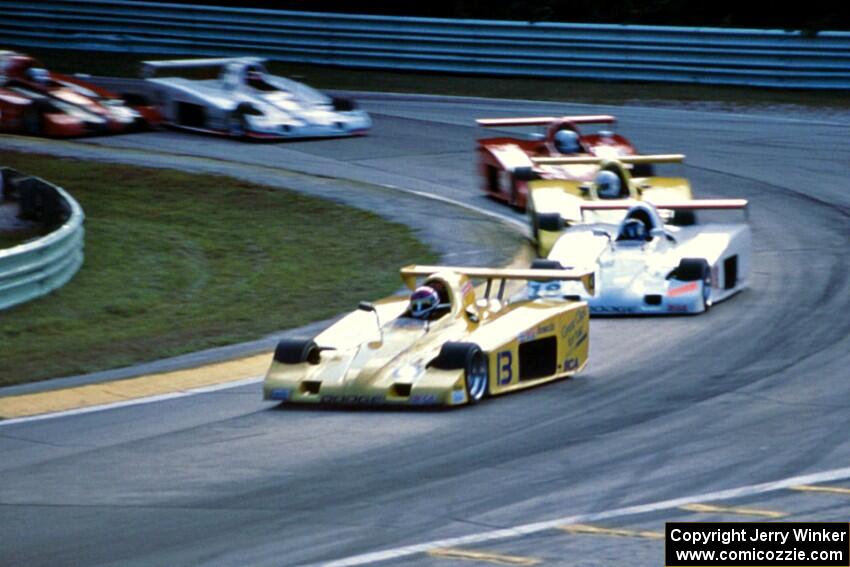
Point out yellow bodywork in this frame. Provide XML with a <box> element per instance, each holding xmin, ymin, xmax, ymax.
<box><xmin>263</xmin><ymin>267</ymin><xmax>591</xmax><ymax>406</ymax></box>
<box><xmin>528</xmin><ymin>157</ymin><xmax>694</xmax><ymax>256</ymax></box>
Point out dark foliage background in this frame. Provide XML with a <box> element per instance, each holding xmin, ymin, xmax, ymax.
<box><xmin>148</xmin><ymin>1</ymin><xmax>850</xmax><ymax>31</ymax></box>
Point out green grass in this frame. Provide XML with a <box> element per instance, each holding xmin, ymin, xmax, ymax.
<box><xmin>0</xmin><ymin>152</ymin><xmax>437</xmax><ymax>386</ymax></box>
<box><xmin>19</xmin><ymin>46</ymin><xmax>850</xmax><ymax>115</ymax></box>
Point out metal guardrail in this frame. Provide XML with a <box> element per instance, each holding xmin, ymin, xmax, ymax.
<box><xmin>1</xmin><ymin>0</ymin><xmax>849</xmax><ymax>88</ymax></box>
<box><xmin>0</xmin><ymin>168</ymin><xmax>85</xmax><ymax>311</ymax></box>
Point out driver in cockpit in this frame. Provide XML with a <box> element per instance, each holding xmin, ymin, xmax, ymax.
<box><xmin>407</xmin><ymin>281</ymin><xmax>451</xmax><ymax>320</ymax></box>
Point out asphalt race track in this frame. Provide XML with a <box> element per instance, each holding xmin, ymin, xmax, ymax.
<box><xmin>2</xmin><ymin>94</ymin><xmax>849</xmax><ymax>566</ymax></box>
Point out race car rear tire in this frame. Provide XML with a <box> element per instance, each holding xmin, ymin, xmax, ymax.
<box><xmin>331</xmin><ymin>96</ymin><xmax>356</xmax><ymax>111</ymax></box>
<box><xmin>273</xmin><ymin>338</ymin><xmax>321</xmax><ymax>365</ymax></box>
<box><xmin>227</xmin><ymin>103</ymin><xmax>254</xmax><ymax>138</ymax></box>
<box><xmin>537</xmin><ymin>212</ymin><xmax>564</xmax><ymax>232</ymax></box>
<box><xmin>430</xmin><ymin>342</ymin><xmax>489</xmax><ymax>404</ymax></box>
<box><xmin>674</xmin><ymin>258</ymin><xmax>712</xmax><ymax>311</ymax></box>
<box><xmin>631</xmin><ymin>163</ymin><xmax>655</xmax><ymax>178</ymax></box>
<box><xmin>22</xmin><ymin>105</ymin><xmax>43</xmax><ymax>136</ymax></box>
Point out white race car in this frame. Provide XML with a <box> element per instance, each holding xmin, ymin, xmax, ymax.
<box><xmin>138</xmin><ymin>57</ymin><xmax>371</xmax><ymax>139</ymax></box>
<box><xmin>526</xmin><ymin>200</ymin><xmax>751</xmax><ymax>315</ymax></box>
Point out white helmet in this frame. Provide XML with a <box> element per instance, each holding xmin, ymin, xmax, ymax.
<box><xmin>595</xmin><ymin>170</ymin><xmax>622</xmax><ymax>199</ymax></box>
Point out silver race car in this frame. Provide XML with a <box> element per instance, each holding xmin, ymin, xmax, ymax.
<box><xmin>138</xmin><ymin>57</ymin><xmax>371</xmax><ymax>139</ymax></box>
<box><xmin>526</xmin><ymin>200</ymin><xmax>751</xmax><ymax>315</ymax></box>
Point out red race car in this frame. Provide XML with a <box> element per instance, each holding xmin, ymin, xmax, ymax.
<box><xmin>476</xmin><ymin>115</ymin><xmax>651</xmax><ymax>210</ymax></box>
<box><xmin>0</xmin><ymin>51</ymin><xmax>159</xmax><ymax>137</ymax></box>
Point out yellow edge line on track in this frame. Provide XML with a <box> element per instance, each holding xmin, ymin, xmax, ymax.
<box><xmin>559</xmin><ymin>523</ymin><xmax>664</xmax><ymax>539</ymax></box>
<box><xmin>0</xmin><ymin>352</ymin><xmax>272</xmax><ymax>419</ymax></box>
<box><xmin>680</xmin><ymin>503</ymin><xmax>787</xmax><ymax>518</ymax></box>
<box><xmin>428</xmin><ymin>548</ymin><xmax>541</xmax><ymax>565</ymax></box>
<box><xmin>791</xmin><ymin>484</ymin><xmax>850</xmax><ymax>495</ymax></box>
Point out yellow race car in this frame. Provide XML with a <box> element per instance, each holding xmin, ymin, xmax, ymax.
<box><xmin>263</xmin><ymin>265</ymin><xmax>594</xmax><ymax>406</ymax></box>
<box><xmin>527</xmin><ymin>154</ymin><xmax>694</xmax><ymax>256</ymax></box>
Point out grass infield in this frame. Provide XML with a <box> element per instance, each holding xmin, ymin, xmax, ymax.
<box><xmin>0</xmin><ymin>152</ymin><xmax>437</xmax><ymax>387</ymax></box>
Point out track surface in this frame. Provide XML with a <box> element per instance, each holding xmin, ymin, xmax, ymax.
<box><xmin>2</xmin><ymin>95</ymin><xmax>849</xmax><ymax>566</ymax></box>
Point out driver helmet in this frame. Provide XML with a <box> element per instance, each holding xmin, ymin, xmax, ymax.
<box><xmin>594</xmin><ymin>170</ymin><xmax>622</xmax><ymax>199</ymax></box>
<box><xmin>27</xmin><ymin>67</ymin><xmax>50</xmax><ymax>85</ymax></box>
<box><xmin>553</xmin><ymin>129</ymin><xmax>581</xmax><ymax>154</ymax></box>
<box><xmin>409</xmin><ymin>286</ymin><xmax>440</xmax><ymax>319</ymax></box>
<box><xmin>618</xmin><ymin>219</ymin><xmax>647</xmax><ymax>241</ymax></box>
<box><xmin>245</xmin><ymin>65</ymin><xmax>265</xmax><ymax>82</ymax></box>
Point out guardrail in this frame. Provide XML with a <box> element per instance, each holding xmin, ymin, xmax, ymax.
<box><xmin>0</xmin><ymin>168</ymin><xmax>85</xmax><ymax>311</ymax></box>
<box><xmin>2</xmin><ymin>0</ymin><xmax>850</xmax><ymax>89</ymax></box>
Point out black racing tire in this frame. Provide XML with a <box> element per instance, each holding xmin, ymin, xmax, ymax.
<box><xmin>670</xmin><ymin>209</ymin><xmax>698</xmax><ymax>226</ymax></box>
<box><xmin>227</xmin><ymin>103</ymin><xmax>254</xmax><ymax>138</ymax></box>
<box><xmin>22</xmin><ymin>104</ymin><xmax>44</xmax><ymax>136</ymax></box>
<box><xmin>537</xmin><ymin>212</ymin><xmax>564</xmax><ymax>232</ymax></box>
<box><xmin>675</xmin><ymin>258</ymin><xmax>712</xmax><ymax>311</ymax></box>
<box><xmin>273</xmin><ymin>338</ymin><xmax>321</xmax><ymax>365</ymax></box>
<box><xmin>507</xmin><ymin>177</ymin><xmax>520</xmax><ymax>209</ymax></box>
<box><xmin>631</xmin><ymin>163</ymin><xmax>655</xmax><ymax>178</ymax></box>
<box><xmin>430</xmin><ymin>342</ymin><xmax>489</xmax><ymax>404</ymax></box>
<box><xmin>331</xmin><ymin>96</ymin><xmax>356</xmax><ymax>111</ymax></box>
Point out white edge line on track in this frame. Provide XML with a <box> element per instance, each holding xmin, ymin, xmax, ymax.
<box><xmin>0</xmin><ymin>376</ymin><xmax>264</xmax><ymax>427</ymax></box>
<box><xmin>378</xmin><ymin>183</ymin><xmax>528</xmax><ymax>235</ymax></box>
<box><xmin>312</xmin><ymin>465</ymin><xmax>850</xmax><ymax>567</ymax></box>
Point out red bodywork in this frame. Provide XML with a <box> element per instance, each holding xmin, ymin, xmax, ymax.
<box><xmin>477</xmin><ymin>115</ymin><xmax>641</xmax><ymax>210</ymax></box>
<box><xmin>0</xmin><ymin>52</ymin><xmax>160</xmax><ymax>137</ymax></box>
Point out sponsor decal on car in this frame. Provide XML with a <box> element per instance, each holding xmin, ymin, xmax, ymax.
<box><xmin>320</xmin><ymin>394</ymin><xmax>386</xmax><ymax>404</ymax></box>
<box><xmin>452</xmin><ymin>390</ymin><xmax>466</xmax><ymax>404</ymax></box>
<box><xmin>268</xmin><ymin>389</ymin><xmax>291</xmax><ymax>401</ymax></box>
<box><xmin>519</xmin><ymin>322</ymin><xmax>555</xmax><ymax>343</ymax></box>
<box><xmin>668</xmin><ymin>304</ymin><xmax>690</xmax><ymax>313</ymax></box>
<box><xmin>668</xmin><ymin>281</ymin><xmax>699</xmax><ymax>297</ymax></box>
<box><xmin>410</xmin><ymin>394</ymin><xmax>439</xmax><ymax>405</ymax></box>
<box><xmin>591</xmin><ymin>305</ymin><xmax>637</xmax><ymax>314</ymax></box>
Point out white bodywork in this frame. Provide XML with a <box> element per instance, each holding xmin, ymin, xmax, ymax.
<box><xmin>142</xmin><ymin>57</ymin><xmax>371</xmax><ymax>138</ymax></box>
<box><xmin>527</xmin><ymin>203</ymin><xmax>752</xmax><ymax>315</ymax></box>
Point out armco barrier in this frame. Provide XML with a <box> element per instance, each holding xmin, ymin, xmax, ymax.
<box><xmin>1</xmin><ymin>0</ymin><xmax>849</xmax><ymax>89</ymax></box>
<box><xmin>0</xmin><ymin>168</ymin><xmax>85</xmax><ymax>311</ymax></box>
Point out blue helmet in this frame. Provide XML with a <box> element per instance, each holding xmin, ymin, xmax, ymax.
<box><xmin>553</xmin><ymin>129</ymin><xmax>581</xmax><ymax>154</ymax></box>
<box><xmin>618</xmin><ymin>219</ymin><xmax>648</xmax><ymax>242</ymax></box>
<box><xmin>595</xmin><ymin>170</ymin><xmax>622</xmax><ymax>199</ymax></box>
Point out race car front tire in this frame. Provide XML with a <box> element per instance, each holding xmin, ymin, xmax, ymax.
<box><xmin>431</xmin><ymin>342</ymin><xmax>489</xmax><ymax>404</ymax></box>
<box><xmin>273</xmin><ymin>338</ymin><xmax>321</xmax><ymax>365</ymax></box>
<box><xmin>674</xmin><ymin>258</ymin><xmax>712</xmax><ymax>311</ymax></box>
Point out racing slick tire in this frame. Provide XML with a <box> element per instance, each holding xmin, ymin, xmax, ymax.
<box><xmin>22</xmin><ymin>102</ymin><xmax>46</xmax><ymax>136</ymax></box>
<box><xmin>227</xmin><ymin>103</ymin><xmax>254</xmax><ymax>138</ymax></box>
<box><xmin>537</xmin><ymin>212</ymin><xmax>564</xmax><ymax>232</ymax></box>
<box><xmin>331</xmin><ymin>96</ymin><xmax>357</xmax><ymax>111</ymax></box>
<box><xmin>430</xmin><ymin>342</ymin><xmax>489</xmax><ymax>404</ymax></box>
<box><xmin>273</xmin><ymin>338</ymin><xmax>321</xmax><ymax>365</ymax></box>
<box><xmin>630</xmin><ymin>163</ymin><xmax>655</xmax><ymax>178</ymax></box>
<box><xmin>674</xmin><ymin>258</ymin><xmax>712</xmax><ymax>311</ymax></box>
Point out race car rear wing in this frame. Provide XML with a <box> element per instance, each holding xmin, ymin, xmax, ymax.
<box><xmin>532</xmin><ymin>154</ymin><xmax>685</xmax><ymax>166</ymax></box>
<box><xmin>476</xmin><ymin>115</ymin><xmax>616</xmax><ymax>128</ymax></box>
<box><xmin>140</xmin><ymin>57</ymin><xmax>267</xmax><ymax>77</ymax></box>
<box><xmin>401</xmin><ymin>265</ymin><xmax>595</xmax><ymax>297</ymax></box>
<box><xmin>580</xmin><ymin>199</ymin><xmax>748</xmax><ymax>211</ymax></box>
